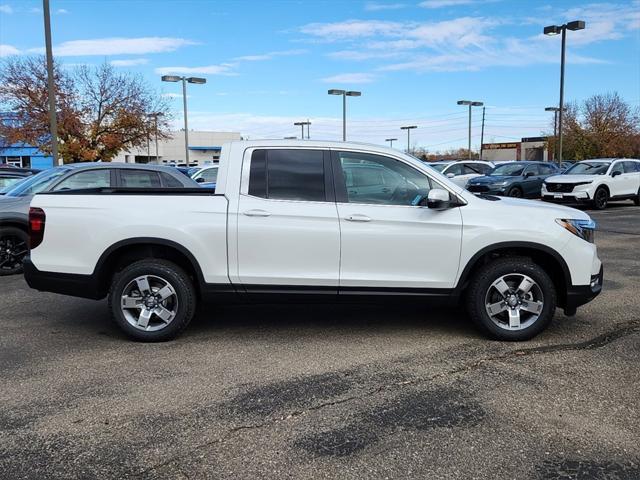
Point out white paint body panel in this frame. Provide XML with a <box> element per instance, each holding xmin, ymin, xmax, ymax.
<box><xmin>30</xmin><ymin>140</ymin><xmax>601</xmax><ymax>291</ymax></box>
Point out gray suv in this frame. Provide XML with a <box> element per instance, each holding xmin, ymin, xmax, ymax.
<box><xmin>0</xmin><ymin>163</ymin><xmax>197</xmax><ymax>276</ymax></box>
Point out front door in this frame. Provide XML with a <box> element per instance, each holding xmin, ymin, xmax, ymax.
<box><xmin>236</xmin><ymin>148</ymin><xmax>340</xmax><ymax>289</ymax></box>
<box><xmin>333</xmin><ymin>150</ymin><xmax>463</xmax><ymax>290</ymax></box>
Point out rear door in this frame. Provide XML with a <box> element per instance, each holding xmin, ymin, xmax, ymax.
<box><xmin>521</xmin><ymin>164</ymin><xmax>543</xmax><ymax>197</ymax></box>
<box><xmin>333</xmin><ymin>150</ymin><xmax>463</xmax><ymax>290</ymax></box>
<box><xmin>236</xmin><ymin>148</ymin><xmax>340</xmax><ymax>289</ymax></box>
<box><xmin>621</xmin><ymin>161</ymin><xmax>640</xmax><ymax>196</ymax></box>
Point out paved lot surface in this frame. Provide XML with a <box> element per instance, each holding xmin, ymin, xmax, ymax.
<box><xmin>1</xmin><ymin>203</ymin><xmax>639</xmax><ymax>479</ymax></box>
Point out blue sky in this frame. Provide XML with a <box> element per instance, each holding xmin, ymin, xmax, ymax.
<box><xmin>1</xmin><ymin>0</ymin><xmax>639</xmax><ymax>151</ymax></box>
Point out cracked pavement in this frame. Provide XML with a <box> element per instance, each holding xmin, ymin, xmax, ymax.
<box><xmin>1</xmin><ymin>204</ymin><xmax>639</xmax><ymax>479</ymax></box>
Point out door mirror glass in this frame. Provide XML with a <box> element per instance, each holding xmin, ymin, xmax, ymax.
<box><xmin>427</xmin><ymin>189</ymin><xmax>451</xmax><ymax>210</ymax></box>
<box><xmin>524</xmin><ymin>171</ymin><xmax>534</xmax><ymax>178</ymax></box>
<box><xmin>611</xmin><ymin>170</ymin><xmax>622</xmax><ymax>177</ymax></box>
<box><xmin>195</xmin><ymin>176</ymin><xmax>205</xmax><ymax>183</ymax></box>
<box><xmin>446</xmin><ymin>172</ymin><xmax>455</xmax><ymax>178</ymax></box>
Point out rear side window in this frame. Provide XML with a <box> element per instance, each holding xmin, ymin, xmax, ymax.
<box><xmin>120</xmin><ymin>170</ymin><xmax>162</xmax><ymax>188</ymax></box>
<box><xmin>623</xmin><ymin>161</ymin><xmax>639</xmax><ymax>173</ymax></box>
<box><xmin>160</xmin><ymin>173</ymin><xmax>184</xmax><ymax>187</ymax></box>
<box><xmin>52</xmin><ymin>169</ymin><xmax>111</xmax><ymax>191</ymax></box>
<box><xmin>249</xmin><ymin>149</ymin><xmax>325</xmax><ymax>201</ymax></box>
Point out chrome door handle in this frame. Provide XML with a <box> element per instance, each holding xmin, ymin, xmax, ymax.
<box><xmin>345</xmin><ymin>214</ymin><xmax>371</xmax><ymax>222</ymax></box>
<box><xmin>243</xmin><ymin>209</ymin><xmax>271</xmax><ymax>217</ymax></box>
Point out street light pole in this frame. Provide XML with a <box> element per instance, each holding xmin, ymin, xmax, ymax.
<box><xmin>328</xmin><ymin>89</ymin><xmax>361</xmax><ymax>141</ymax></box>
<box><xmin>294</xmin><ymin>121</ymin><xmax>311</xmax><ymax>139</ymax></box>
<box><xmin>544</xmin><ymin>20</ymin><xmax>586</xmax><ymax>163</ymax></box>
<box><xmin>148</xmin><ymin>112</ymin><xmax>164</xmax><ymax>163</ymax></box>
<box><xmin>457</xmin><ymin>100</ymin><xmax>483</xmax><ymax>159</ymax></box>
<box><xmin>385</xmin><ymin>138</ymin><xmax>397</xmax><ymax>148</ymax></box>
<box><xmin>162</xmin><ymin>75</ymin><xmax>207</xmax><ymax>165</ymax></box>
<box><xmin>480</xmin><ymin>106</ymin><xmax>486</xmax><ymax>160</ymax></box>
<box><xmin>400</xmin><ymin>126</ymin><xmax>417</xmax><ymax>153</ymax></box>
<box><xmin>42</xmin><ymin>0</ymin><xmax>60</xmax><ymax>165</ymax></box>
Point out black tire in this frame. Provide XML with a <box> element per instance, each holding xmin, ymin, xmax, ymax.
<box><xmin>0</xmin><ymin>226</ymin><xmax>29</xmax><ymax>276</ymax></box>
<box><xmin>108</xmin><ymin>259</ymin><xmax>197</xmax><ymax>342</ymax></box>
<box><xmin>593</xmin><ymin>187</ymin><xmax>608</xmax><ymax>210</ymax></box>
<box><xmin>465</xmin><ymin>257</ymin><xmax>557</xmax><ymax>341</ymax></box>
<box><xmin>634</xmin><ymin>188</ymin><xmax>640</xmax><ymax>206</ymax></box>
<box><xmin>507</xmin><ymin>187</ymin><xmax>523</xmax><ymax>198</ymax></box>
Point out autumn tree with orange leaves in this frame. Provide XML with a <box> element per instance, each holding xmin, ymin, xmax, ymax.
<box><xmin>0</xmin><ymin>56</ymin><xmax>171</xmax><ymax>163</ymax></box>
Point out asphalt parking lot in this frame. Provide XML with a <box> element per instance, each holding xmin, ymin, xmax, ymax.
<box><xmin>1</xmin><ymin>204</ymin><xmax>639</xmax><ymax>480</ymax></box>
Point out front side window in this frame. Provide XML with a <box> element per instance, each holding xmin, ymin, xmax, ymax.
<box><xmin>463</xmin><ymin>163</ymin><xmax>486</xmax><ymax>175</ymax></box>
<box><xmin>198</xmin><ymin>167</ymin><xmax>218</xmax><ymax>183</ymax></box>
<box><xmin>538</xmin><ymin>164</ymin><xmax>556</xmax><ymax>175</ymax></box>
<box><xmin>523</xmin><ymin>165</ymin><xmax>540</xmax><ymax>176</ymax></box>
<box><xmin>120</xmin><ymin>170</ymin><xmax>162</xmax><ymax>188</ymax></box>
<box><xmin>52</xmin><ymin>169</ymin><xmax>111</xmax><ymax>191</ymax></box>
<box><xmin>444</xmin><ymin>163</ymin><xmax>464</xmax><ymax>176</ymax></box>
<box><xmin>610</xmin><ymin>162</ymin><xmax>624</xmax><ymax>176</ymax></box>
<box><xmin>248</xmin><ymin>149</ymin><xmax>325</xmax><ymax>201</ymax></box>
<box><xmin>338</xmin><ymin>152</ymin><xmax>431</xmax><ymax>206</ymax></box>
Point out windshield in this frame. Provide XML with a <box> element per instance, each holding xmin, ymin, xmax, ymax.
<box><xmin>564</xmin><ymin>162</ymin><xmax>610</xmax><ymax>175</ymax></box>
<box><xmin>429</xmin><ymin>163</ymin><xmax>450</xmax><ymax>172</ymax></box>
<box><xmin>489</xmin><ymin>163</ymin><xmax>525</xmax><ymax>176</ymax></box>
<box><xmin>0</xmin><ymin>176</ymin><xmax>26</xmax><ymax>192</ymax></box>
<box><xmin>4</xmin><ymin>168</ymin><xmax>68</xmax><ymax>197</ymax></box>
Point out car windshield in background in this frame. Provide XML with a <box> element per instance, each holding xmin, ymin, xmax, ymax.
<box><xmin>3</xmin><ymin>168</ymin><xmax>68</xmax><ymax>197</ymax></box>
<box><xmin>564</xmin><ymin>162</ymin><xmax>611</xmax><ymax>175</ymax></box>
<box><xmin>0</xmin><ymin>176</ymin><xmax>25</xmax><ymax>192</ymax></box>
<box><xmin>429</xmin><ymin>164</ymin><xmax>449</xmax><ymax>172</ymax></box>
<box><xmin>490</xmin><ymin>163</ymin><xmax>525</xmax><ymax>176</ymax></box>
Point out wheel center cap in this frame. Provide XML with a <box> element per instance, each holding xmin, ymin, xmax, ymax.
<box><xmin>507</xmin><ymin>295</ymin><xmax>518</xmax><ymax>307</ymax></box>
<box><xmin>144</xmin><ymin>297</ymin><xmax>157</xmax><ymax>308</ymax></box>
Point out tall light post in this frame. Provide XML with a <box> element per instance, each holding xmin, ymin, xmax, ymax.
<box><xmin>457</xmin><ymin>100</ymin><xmax>483</xmax><ymax>159</ymax></box>
<box><xmin>400</xmin><ymin>126</ymin><xmax>417</xmax><ymax>153</ymax></box>
<box><xmin>42</xmin><ymin>0</ymin><xmax>60</xmax><ymax>165</ymax></box>
<box><xmin>294</xmin><ymin>120</ymin><xmax>311</xmax><ymax>139</ymax></box>
<box><xmin>385</xmin><ymin>138</ymin><xmax>397</xmax><ymax>148</ymax></box>
<box><xmin>545</xmin><ymin>106</ymin><xmax>561</xmax><ymax>163</ymax></box>
<box><xmin>544</xmin><ymin>20</ymin><xmax>586</xmax><ymax>163</ymax></box>
<box><xmin>148</xmin><ymin>112</ymin><xmax>164</xmax><ymax>163</ymax></box>
<box><xmin>161</xmin><ymin>75</ymin><xmax>206</xmax><ymax>164</ymax></box>
<box><xmin>328</xmin><ymin>89</ymin><xmax>361</xmax><ymax>141</ymax></box>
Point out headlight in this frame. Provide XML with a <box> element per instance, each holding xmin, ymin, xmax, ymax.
<box><xmin>491</xmin><ymin>181</ymin><xmax>509</xmax><ymax>186</ymax></box>
<box><xmin>556</xmin><ymin>218</ymin><xmax>596</xmax><ymax>243</ymax></box>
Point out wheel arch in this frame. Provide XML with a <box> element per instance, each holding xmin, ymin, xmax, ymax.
<box><xmin>0</xmin><ymin>219</ymin><xmax>28</xmax><ymax>233</ymax></box>
<box><xmin>457</xmin><ymin>242</ymin><xmax>572</xmax><ymax>308</ymax></box>
<box><xmin>93</xmin><ymin>238</ymin><xmax>206</xmax><ymax>298</ymax></box>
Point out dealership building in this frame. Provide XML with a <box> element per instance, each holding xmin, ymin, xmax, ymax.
<box><xmin>482</xmin><ymin>137</ymin><xmax>553</xmax><ymax>162</ymax></box>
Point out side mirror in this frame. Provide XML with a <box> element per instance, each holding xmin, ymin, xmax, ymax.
<box><xmin>195</xmin><ymin>177</ymin><xmax>205</xmax><ymax>183</ymax></box>
<box><xmin>611</xmin><ymin>170</ymin><xmax>621</xmax><ymax>177</ymax></box>
<box><xmin>446</xmin><ymin>172</ymin><xmax>455</xmax><ymax>179</ymax></box>
<box><xmin>426</xmin><ymin>189</ymin><xmax>451</xmax><ymax>210</ymax></box>
<box><xmin>524</xmin><ymin>171</ymin><xmax>534</xmax><ymax>178</ymax></box>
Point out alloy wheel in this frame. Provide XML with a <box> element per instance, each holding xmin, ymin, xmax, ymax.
<box><xmin>484</xmin><ymin>273</ymin><xmax>544</xmax><ymax>331</ymax></box>
<box><xmin>120</xmin><ymin>275</ymin><xmax>178</xmax><ymax>331</ymax></box>
<box><xmin>0</xmin><ymin>235</ymin><xmax>28</xmax><ymax>274</ymax></box>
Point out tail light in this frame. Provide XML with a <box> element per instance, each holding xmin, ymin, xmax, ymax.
<box><xmin>28</xmin><ymin>207</ymin><xmax>46</xmax><ymax>249</ymax></box>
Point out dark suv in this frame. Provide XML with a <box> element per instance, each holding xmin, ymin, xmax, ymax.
<box><xmin>466</xmin><ymin>161</ymin><xmax>560</xmax><ymax>198</ymax></box>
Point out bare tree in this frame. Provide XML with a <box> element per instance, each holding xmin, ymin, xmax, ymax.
<box><xmin>0</xmin><ymin>56</ymin><xmax>171</xmax><ymax>163</ymax></box>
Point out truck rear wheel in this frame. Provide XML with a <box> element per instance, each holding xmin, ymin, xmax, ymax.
<box><xmin>465</xmin><ymin>257</ymin><xmax>557</xmax><ymax>341</ymax></box>
<box><xmin>108</xmin><ymin>259</ymin><xmax>196</xmax><ymax>341</ymax></box>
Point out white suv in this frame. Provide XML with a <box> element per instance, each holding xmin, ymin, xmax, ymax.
<box><xmin>428</xmin><ymin>160</ymin><xmax>494</xmax><ymax>188</ymax></box>
<box><xmin>542</xmin><ymin>158</ymin><xmax>640</xmax><ymax>209</ymax></box>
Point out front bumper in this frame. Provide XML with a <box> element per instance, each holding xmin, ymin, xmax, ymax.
<box><xmin>564</xmin><ymin>264</ymin><xmax>603</xmax><ymax>314</ymax></box>
<box><xmin>542</xmin><ymin>192</ymin><xmax>592</xmax><ymax>205</ymax></box>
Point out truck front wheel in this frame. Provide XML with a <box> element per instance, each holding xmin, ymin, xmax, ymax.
<box><xmin>465</xmin><ymin>257</ymin><xmax>557</xmax><ymax>341</ymax></box>
<box><xmin>108</xmin><ymin>259</ymin><xmax>197</xmax><ymax>341</ymax></box>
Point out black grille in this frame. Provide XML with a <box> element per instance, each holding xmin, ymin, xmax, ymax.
<box><xmin>545</xmin><ymin>183</ymin><xmax>574</xmax><ymax>193</ymax></box>
<box><xmin>467</xmin><ymin>185</ymin><xmax>490</xmax><ymax>193</ymax></box>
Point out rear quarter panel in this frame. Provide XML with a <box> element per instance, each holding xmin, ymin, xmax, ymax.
<box><xmin>29</xmin><ymin>194</ymin><xmax>230</xmax><ymax>284</ymax></box>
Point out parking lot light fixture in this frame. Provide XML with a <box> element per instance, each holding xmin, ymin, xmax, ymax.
<box><xmin>544</xmin><ymin>20</ymin><xmax>586</xmax><ymax>163</ymax></box>
<box><xmin>328</xmin><ymin>89</ymin><xmax>361</xmax><ymax>141</ymax></box>
<box><xmin>162</xmin><ymin>75</ymin><xmax>207</xmax><ymax>164</ymax></box>
<box><xmin>457</xmin><ymin>100</ymin><xmax>483</xmax><ymax>159</ymax></box>
<box><xmin>386</xmin><ymin>138</ymin><xmax>398</xmax><ymax>148</ymax></box>
<box><xmin>294</xmin><ymin>121</ymin><xmax>311</xmax><ymax>139</ymax></box>
<box><xmin>400</xmin><ymin>126</ymin><xmax>417</xmax><ymax>153</ymax></box>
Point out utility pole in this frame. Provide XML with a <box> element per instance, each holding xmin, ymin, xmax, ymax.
<box><xmin>43</xmin><ymin>0</ymin><xmax>60</xmax><ymax>165</ymax></box>
<box><xmin>400</xmin><ymin>126</ymin><xmax>417</xmax><ymax>153</ymax></box>
<box><xmin>480</xmin><ymin>107</ymin><xmax>486</xmax><ymax>160</ymax></box>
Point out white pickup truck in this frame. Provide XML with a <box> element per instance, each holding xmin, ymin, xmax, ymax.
<box><xmin>24</xmin><ymin>140</ymin><xmax>603</xmax><ymax>342</ymax></box>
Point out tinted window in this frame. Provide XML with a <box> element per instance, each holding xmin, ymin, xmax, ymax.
<box><xmin>249</xmin><ymin>149</ymin><xmax>325</xmax><ymax>201</ymax></box>
<box><xmin>444</xmin><ymin>163</ymin><xmax>464</xmax><ymax>176</ymax></box>
<box><xmin>538</xmin><ymin>164</ymin><xmax>556</xmax><ymax>175</ymax></box>
<box><xmin>339</xmin><ymin>152</ymin><xmax>431</xmax><ymax>206</ymax></box>
<box><xmin>160</xmin><ymin>173</ymin><xmax>184</xmax><ymax>187</ymax></box>
<box><xmin>610</xmin><ymin>162</ymin><xmax>624</xmax><ymax>176</ymax></box>
<box><xmin>52</xmin><ymin>169</ymin><xmax>111</xmax><ymax>191</ymax></box>
<box><xmin>120</xmin><ymin>170</ymin><xmax>162</xmax><ymax>187</ymax></box>
<box><xmin>0</xmin><ymin>176</ymin><xmax>23</xmax><ymax>189</ymax></box>
<box><xmin>524</xmin><ymin>165</ymin><xmax>540</xmax><ymax>176</ymax></box>
<box><xmin>623</xmin><ymin>161</ymin><xmax>639</xmax><ymax>173</ymax></box>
